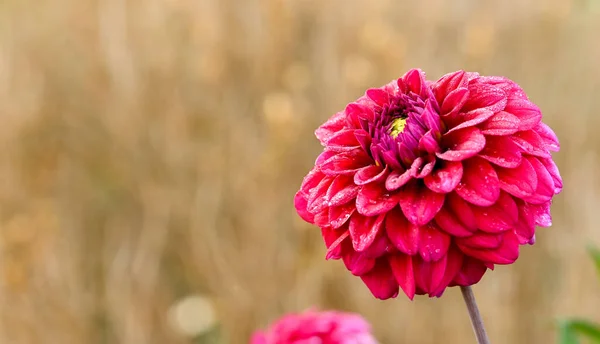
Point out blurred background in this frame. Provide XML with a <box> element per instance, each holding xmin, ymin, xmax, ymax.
<box><xmin>0</xmin><ymin>0</ymin><xmax>598</xmax><ymax>343</ymax></box>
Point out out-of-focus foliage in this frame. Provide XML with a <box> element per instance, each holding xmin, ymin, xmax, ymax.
<box><xmin>558</xmin><ymin>249</ymin><xmax>600</xmax><ymax>344</ymax></box>
<box><xmin>0</xmin><ymin>0</ymin><xmax>599</xmax><ymax>343</ymax></box>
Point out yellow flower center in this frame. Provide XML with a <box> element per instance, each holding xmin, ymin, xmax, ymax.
<box><xmin>389</xmin><ymin>117</ymin><xmax>407</xmax><ymax>139</ymax></box>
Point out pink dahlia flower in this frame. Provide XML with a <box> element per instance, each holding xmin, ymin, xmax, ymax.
<box><xmin>294</xmin><ymin>69</ymin><xmax>562</xmax><ymax>300</ymax></box>
<box><xmin>251</xmin><ymin>309</ymin><xmax>378</xmax><ymax>344</ymax></box>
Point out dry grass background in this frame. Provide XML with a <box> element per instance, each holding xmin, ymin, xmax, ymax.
<box><xmin>0</xmin><ymin>0</ymin><xmax>599</xmax><ymax>343</ymax></box>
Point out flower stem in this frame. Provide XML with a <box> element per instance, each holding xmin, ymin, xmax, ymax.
<box><xmin>460</xmin><ymin>286</ymin><xmax>490</xmax><ymax>344</ymax></box>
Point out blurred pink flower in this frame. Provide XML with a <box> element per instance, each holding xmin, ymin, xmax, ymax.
<box><xmin>251</xmin><ymin>309</ymin><xmax>378</xmax><ymax>344</ymax></box>
<box><xmin>294</xmin><ymin>69</ymin><xmax>562</xmax><ymax>300</ymax></box>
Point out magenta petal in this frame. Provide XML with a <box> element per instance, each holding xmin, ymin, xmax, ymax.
<box><xmin>480</xmin><ymin>111</ymin><xmax>520</xmax><ymax>136</ymax></box>
<box><xmin>389</xmin><ymin>254</ymin><xmax>416</xmax><ymax>300</ymax></box>
<box><xmin>326</xmin><ymin>129</ymin><xmax>361</xmax><ymax>151</ymax></box>
<box><xmin>354</xmin><ymin>130</ymin><xmax>372</xmax><ymax>152</ymax></box>
<box><xmin>324</xmin><ymin>229</ymin><xmax>349</xmax><ymax>260</ymax></box>
<box><xmin>452</xmin><ymin>258</ymin><xmax>487</xmax><ymax>286</ymax></box>
<box><xmin>399</xmin><ymin>181</ymin><xmax>446</xmax><ymax>226</ymax></box>
<box><xmin>433</xmin><ymin>70</ymin><xmax>468</xmax><ymax>105</ymax></box>
<box><xmin>306</xmin><ymin>176</ymin><xmax>334</xmax><ymax>214</ymax></box>
<box><xmin>447</xmin><ymin>192</ymin><xmax>478</xmax><ymax>229</ymax></box>
<box><xmin>354</xmin><ymin>165</ymin><xmax>388</xmax><ymax>186</ymax></box>
<box><xmin>535</xmin><ymin>122</ymin><xmax>560</xmax><ymax>152</ymax></box>
<box><xmin>362</xmin><ymin>234</ymin><xmax>394</xmax><ymax>259</ymax></box>
<box><xmin>531</xmin><ymin>202</ymin><xmax>552</xmax><ymax>227</ymax></box>
<box><xmin>366</xmin><ymin>88</ymin><xmax>390</xmax><ymax>107</ymax></box>
<box><xmin>356</xmin><ymin>182</ymin><xmax>399</xmax><ymax>216</ymax></box>
<box><xmin>478</xmin><ymin>135</ymin><xmax>522</xmax><ymax>168</ymax></box>
<box><xmin>457</xmin><ymin>232</ymin><xmax>503</xmax><ymax>249</ymax></box>
<box><xmin>440</xmin><ymin>88</ymin><xmax>469</xmax><ymax>117</ymax></box>
<box><xmin>360</xmin><ymin>261</ymin><xmax>400</xmax><ymax>300</ymax></box>
<box><xmin>299</xmin><ymin>168</ymin><xmax>326</xmax><ymax>194</ymax></box>
<box><xmin>329</xmin><ymin>203</ymin><xmax>355</xmax><ymax>229</ymax></box>
<box><xmin>404</xmin><ymin>68</ymin><xmax>428</xmax><ymax>96</ymax></box>
<box><xmin>540</xmin><ymin>157</ymin><xmax>563</xmax><ymax>194</ymax></box>
<box><xmin>414</xmin><ymin>255</ymin><xmax>447</xmax><ymax>294</ymax></box>
<box><xmin>522</xmin><ymin>157</ymin><xmax>554</xmax><ymax>204</ymax></box>
<box><xmin>461</xmin><ymin>232</ymin><xmax>519</xmax><ymax>265</ymax></box>
<box><xmin>294</xmin><ymin>191</ymin><xmax>314</xmax><ymax>223</ymax></box>
<box><xmin>462</xmin><ymin>82</ymin><xmax>507</xmax><ymax>113</ymax></box>
<box><xmin>497</xmin><ymin>157</ymin><xmax>538</xmax><ymax>198</ymax></box>
<box><xmin>315</xmin><ymin>111</ymin><xmax>346</xmax><ymax>145</ymax></box>
<box><xmin>446</xmin><ymin>108</ymin><xmax>495</xmax><ymax>134</ymax></box>
<box><xmin>385</xmin><ymin>169</ymin><xmax>412</xmax><ymax>191</ymax></box>
<box><xmin>418</xmin><ymin>223</ymin><xmax>451</xmax><ymax>262</ymax></box>
<box><xmin>515</xmin><ymin>201</ymin><xmax>535</xmax><ymax>245</ymax></box>
<box><xmin>385</xmin><ymin>208</ymin><xmax>420</xmax><ymax>255</ymax></box>
<box><xmin>472</xmin><ymin>192</ymin><xmax>518</xmax><ymax>233</ymax></box>
<box><xmin>431</xmin><ymin>247</ymin><xmax>464</xmax><ymax>296</ymax></box>
<box><xmin>437</xmin><ymin>127</ymin><xmax>486</xmax><ymax>162</ymax></box>
<box><xmin>327</xmin><ymin>175</ymin><xmax>359</xmax><ymax>206</ymax></box>
<box><xmin>511</xmin><ymin>130</ymin><xmax>551</xmax><ymax>159</ymax></box>
<box><xmin>424</xmin><ymin>160</ymin><xmax>463</xmax><ymax>193</ymax></box>
<box><xmin>418</xmin><ymin>130</ymin><xmax>441</xmax><ymax>153</ymax></box>
<box><xmin>349</xmin><ymin>213</ymin><xmax>386</xmax><ymax>252</ymax></box>
<box><xmin>343</xmin><ymin>252</ymin><xmax>376</xmax><ymax>276</ymax></box>
<box><xmin>504</xmin><ymin>98</ymin><xmax>542</xmax><ymax>130</ymax></box>
<box><xmin>455</xmin><ymin>157</ymin><xmax>500</xmax><ymax>207</ymax></box>
<box><xmin>320</xmin><ymin>149</ymin><xmax>373</xmax><ymax>175</ymax></box>
<box><xmin>434</xmin><ymin>206</ymin><xmax>474</xmax><ymax>237</ymax></box>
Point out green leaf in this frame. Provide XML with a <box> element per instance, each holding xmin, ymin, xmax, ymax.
<box><xmin>560</xmin><ymin>320</ymin><xmax>600</xmax><ymax>344</ymax></box>
<box><xmin>559</xmin><ymin>321</ymin><xmax>580</xmax><ymax>344</ymax></box>
<box><xmin>589</xmin><ymin>246</ymin><xmax>600</xmax><ymax>277</ymax></box>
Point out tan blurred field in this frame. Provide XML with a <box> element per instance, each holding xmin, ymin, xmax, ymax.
<box><xmin>0</xmin><ymin>0</ymin><xmax>599</xmax><ymax>343</ymax></box>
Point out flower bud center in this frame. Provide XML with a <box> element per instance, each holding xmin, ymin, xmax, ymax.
<box><xmin>389</xmin><ymin>117</ymin><xmax>407</xmax><ymax>138</ymax></box>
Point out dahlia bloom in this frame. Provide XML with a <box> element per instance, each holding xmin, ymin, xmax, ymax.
<box><xmin>294</xmin><ymin>69</ymin><xmax>562</xmax><ymax>300</ymax></box>
<box><xmin>251</xmin><ymin>309</ymin><xmax>378</xmax><ymax>344</ymax></box>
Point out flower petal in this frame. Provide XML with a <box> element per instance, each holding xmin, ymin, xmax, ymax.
<box><xmin>323</xmin><ymin>229</ymin><xmax>349</xmax><ymax>260</ymax></box>
<box><xmin>497</xmin><ymin>157</ymin><xmax>537</xmax><ymax>198</ymax></box>
<box><xmin>399</xmin><ymin>181</ymin><xmax>446</xmax><ymax>226</ymax></box>
<box><xmin>437</xmin><ymin>127</ymin><xmax>486</xmax><ymax>162</ymax></box>
<box><xmin>430</xmin><ymin>247</ymin><xmax>464</xmax><ymax>297</ymax></box>
<box><xmin>320</xmin><ymin>149</ymin><xmax>373</xmax><ymax>175</ymax></box>
<box><xmin>306</xmin><ymin>176</ymin><xmax>334</xmax><ymax>214</ymax></box>
<box><xmin>460</xmin><ymin>232</ymin><xmax>519</xmax><ymax>265</ymax></box>
<box><xmin>356</xmin><ymin>182</ymin><xmax>399</xmax><ymax>216</ymax></box>
<box><xmin>349</xmin><ymin>213</ymin><xmax>386</xmax><ymax>252</ymax></box>
<box><xmin>472</xmin><ymin>192</ymin><xmax>518</xmax><ymax>233</ymax></box>
<box><xmin>327</xmin><ymin>175</ymin><xmax>359</xmax><ymax>206</ymax></box>
<box><xmin>389</xmin><ymin>254</ymin><xmax>415</xmax><ymax>300</ymax></box>
<box><xmin>457</xmin><ymin>232</ymin><xmax>503</xmax><ymax>249</ymax></box>
<box><xmin>354</xmin><ymin>165</ymin><xmax>388</xmax><ymax>186</ymax></box>
<box><xmin>531</xmin><ymin>202</ymin><xmax>552</xmax><ymax>227</ymax></box>
<box><xmin>504</xmin><ymin>98</ymin><xmax>542</xmax><ymax>130</ymax></box>
<box><xmin>434</xmin><ymin>206</ymin><xmax>475</xmax><ymax>237</ymax></box>
<box><xmin>440</xmin><ymin>88</ymin><xmax>469</xmax><ymax>117</ymax></box>
<box><xmin>424</xmin><ymin>160</ymin><xmax>463</xmax><ymax>193</ymax></box>
<box><xmin>479</xmin><ymin>111</ymin><xmax>520</xmax><ymax>136</ymax></box>
<box><xmin>535</xmin><ymin>122</ymin><xmax>560</xmax><ymax>152</ymax></box>
<box><xmin>343</xmin><ymin>251</ymin><xmax>376</xmax><ymax>276</ymax></box>
<box><xmin>462</xmin><ymin>82</ymin><xmax>507</xmax><ymax>113</ymax></box>
<box><xmin>433</xmin><ymin>70</ymin><xmax>469</xmax><ymax>105</ymax></box>
<box><xmin>451</xmin><ymin>257</ymin><xmax>487</xmax><ymax>286</ymax></box>
<box><xmin>385</xmin><ymin>208</ymin><xmax>420</xmax><ymax>255</ymax></box>
<box><xmin>511</xmin><ymin>130</ymin><xmax>551</xmax><ymax>159</ymax></box>
<box><xmin>514</xmin><ymin>201</ymin><xmax>535</xmax><ymax>245</ymax></box>
<box><xmin>478</xmin><ymin>135</ymin><xmax>522</xmax><ymax>168</ymax></box>
<box><xmin>522</xmin><ymin>157</ymin><xmax>554</xmax><ymax>204</ymax></box>
<box><xmin>366</xmin><ymin>88</ymin><xmax>390</xmax><ymax>107</ymax></box>
<box><xmin>294</xmin><ymin>190</ymin><xmax>314</xmax><ymax>223</ymax></box>
<box><xmin>329</xmin><ymin>203</ymin><xmax>355</xmax><ymax>229</ymax></box>
<box><xmin>326</xmin><ymin>129</ymin><xmax>361</xmax><ymax>151</ymax></box>
<box><xmin>315</xmin><ymin>111</ymin><xmax>346</xmax><ymax>145</ymax></box>
<box><xmin>385</xmin><ymin>169</ymin><xmax>412</xmax><ymax>191</ymax></box>
<box><xmin>455</xmin><ymin>157</ymin><xmax>500</xmax><ymax>206</ymax></box>
<box><xmin>540</xmin><ymin>157</ymin><xmax>563</xmax><ymax>194</ymax></box>
<box><xmin>418</xmin><ymin>223</ymin><xmax>451</xmax><ymax>262</ymax></box>
<box><xmin>445</xmin><ymin>108</ymin><xmax>495</xmax><ymax>134</ymax></box>
<box><xmin>360</xmin><ymin>260</ymin><xmax>400</xmax><ymax>300</ymax></box>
